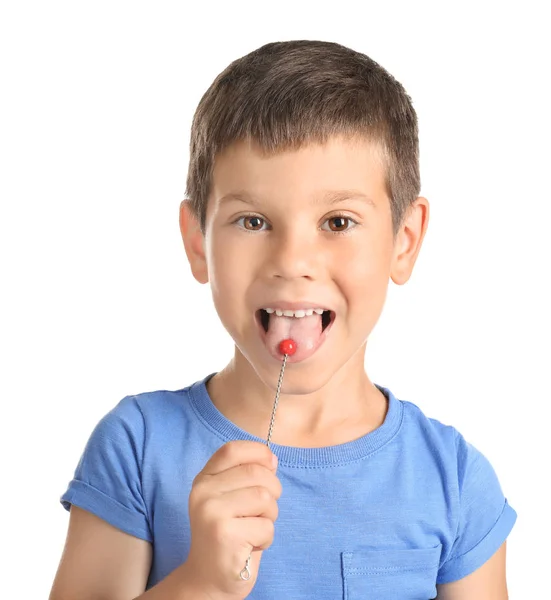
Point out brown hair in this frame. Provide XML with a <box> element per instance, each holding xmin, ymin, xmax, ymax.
<box><xmin>185</xmin><ymin>40</ymin><xmax>420</xmax><ymax>236</ymax></box>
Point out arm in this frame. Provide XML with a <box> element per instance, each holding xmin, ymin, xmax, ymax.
<box><xmin>49</xmin><ymin>506</ymin><xmax>208</xmax><ymax>600</ymax></box>
<box><xmin>436</xmin><ymin>541</ymin><xmax>508</xmax><ymax>600</ymax></box>
<box><xmin>49</xmin><ymin>506</ymin><xmax>151</xmax><ymax>600</ymax></box>
<box><xmin>51</xmin><ymin>439</ymin><xmax>280</xmax><ymax>600</ymax></box>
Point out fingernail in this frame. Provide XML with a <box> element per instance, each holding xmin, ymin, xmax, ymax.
<box><xmin>272</xmin><ymin>453</ymin><xmax>278</xmax><ymax>469</ymax></box>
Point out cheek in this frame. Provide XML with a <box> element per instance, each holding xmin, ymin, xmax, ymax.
<box><xmin>344</xmin><ymin>232</ymin><xmax>392</xmax><ymax>275</ymax></box>
<box><xmin>207</xmin><ymin>234</ymin><xmax>253</xmax><ymax>326</ymax></box>
<box><xmin>342</xmin><ymin>245</ymin><xmax>392</xmax><ymax>307</ymax></box>
<box><xmin>207</xmin><ymin>231</ymin><xmax>240</xmax><ymax>285</ymax></box>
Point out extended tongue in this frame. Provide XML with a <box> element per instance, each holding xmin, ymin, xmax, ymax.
<box><xmin>265</xmin><ymin>313</ymin><xmax>322</xmax><ymax>355</ymax></box>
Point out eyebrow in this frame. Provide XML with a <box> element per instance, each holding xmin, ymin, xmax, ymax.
<box><xmin>218</xmin><ymin>190</ymin><xmax>376</xmax><ymax>207</ymax></box>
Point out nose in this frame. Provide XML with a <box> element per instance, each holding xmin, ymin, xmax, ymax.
<box><xmin>264</xmin><ymin>227</ymin><xmax>319</xmax><ymax>280</ymax></box>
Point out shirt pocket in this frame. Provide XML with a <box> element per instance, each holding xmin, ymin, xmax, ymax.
<box><xmin>342</xmin><ymin>544</ymin><xmax>442</xmax><ymax>600</ymax></box>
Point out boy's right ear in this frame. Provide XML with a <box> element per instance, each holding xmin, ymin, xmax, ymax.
<box><xmin>179</xmin><ymin>200</ymin><xmax>209</xmax><ymax>284</ymax></box>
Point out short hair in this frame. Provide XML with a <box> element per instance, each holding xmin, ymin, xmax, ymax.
<box><xmin>185</xmin><ymin>40</ymin><xmax>420</xmax><ymax>236</ymax></box>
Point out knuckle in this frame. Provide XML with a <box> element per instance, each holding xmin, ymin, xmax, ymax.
<box><xmin>273</xmin><ymin>477</ymin><xmax>283</xmax><ymax>499</ymax></box>
<box><xmin>188</xmin><ymin>485</ymin><xmax>201</xmax><ymax>510</ymax></box>
<box><xmin>189</xmin><ymin>475</ymin><xmax>208</xmax><ymax>504</ymax></box>
<box><xmin>264</xmin><ymin>518</ymin><xmax>275</xmax><ymax>540</ymax></box>
<box><xmin>253</xmin><ymin>485</ymin><xmax>271</xmax><ymax>503</ymax></box>
<box><xmin>243</xmin><ymin>462</ymin><xmax>261</xmax><ymax>479</ymax></box>
<box><xmin>191</xmin><ymin>472</ymin><xmax>205</xmax><ymax>491</ymax></box>
<box><xmin>219</xmin><ymin>442</ymin><xmax>235</xmax><ymax>462</ymax></box>
<box><xmin>211</xmin><ymin>518</ymin><xmax>232</xmax><ymax>545</ymax></box>
<box><xmin>198</xmin><ymin>497</ymin><xmax>218</xmax><ymax>522</ymax></box>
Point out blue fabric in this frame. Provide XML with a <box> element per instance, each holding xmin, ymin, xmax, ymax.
<box><xmin>60</xmin><ymin>374</ymin><xmax>516</xmax><ymax>598</ymax></box>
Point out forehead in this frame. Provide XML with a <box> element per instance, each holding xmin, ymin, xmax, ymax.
<box><xmin>210</xmin><ymin>136</ymin><xmax>389</xmax><ymax>207</ymax></box>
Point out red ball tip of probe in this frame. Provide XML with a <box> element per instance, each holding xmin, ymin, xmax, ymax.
<box><xmin>279</xmin><ymin>339</ymin><xmax>297</xmax><ymax>356</ymax></box>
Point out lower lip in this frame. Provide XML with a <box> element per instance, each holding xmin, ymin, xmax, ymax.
<box><xmin>255</xmin><ymin>312</ymin><xmax>336</xmax><ymax>364</ymax></box>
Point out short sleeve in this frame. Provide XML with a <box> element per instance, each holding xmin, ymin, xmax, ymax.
<box><xmin>437</xmin><ymin>431</ymin><xmax>517</xmax><ymax>583</ymax></box>
<box><xmin>60</xmin><ymin>395</ymin><xmax>152</xmax><ymax>542</ymax></box>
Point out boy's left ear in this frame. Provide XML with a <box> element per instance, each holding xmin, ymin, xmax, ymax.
<box><xmin>179</xmin><ymin>200</ymin><xmax>209</xmax><ymax>284</ymax></box>
<box><xmin>390</xmin><ymin>196</ymin><xmax>429</xmax><ymax>285</ymax></box>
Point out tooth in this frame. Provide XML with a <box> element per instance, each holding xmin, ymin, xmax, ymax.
<box><xmin>266</xmin><ymin>307</ymin><xmax>327</xmax><ymax>317</ymax></box>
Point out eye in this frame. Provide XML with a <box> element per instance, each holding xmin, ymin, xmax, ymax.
<box><xmin>321</xmin><ymin>215</ymin><xmax>358</xmax><ymax>233</ymax></box>
<box><xmin>234</xmin><ymin>215</ymin><xmax>268</xmax><ymax>231</ymax></box>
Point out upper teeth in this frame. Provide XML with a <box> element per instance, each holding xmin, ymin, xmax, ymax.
<box><xmin>264</xmin><ymin>308</ymin><xmax>325</xmax><ymax>318</ymax></box>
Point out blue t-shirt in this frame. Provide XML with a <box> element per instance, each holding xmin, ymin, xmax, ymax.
<box><xmin>60</xmin><ymin>374</ymin><xmax>516</xmax><ymax>598</ymax></box>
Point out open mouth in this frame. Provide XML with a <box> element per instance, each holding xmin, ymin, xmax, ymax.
<box><xmin>258</xmin><ymin>309</ymin><xmax>335</xmax><ymax>333</ymax></box>
<box><xmin>254</xmin><ymin>306</ymin><xmax>336</xmax><ymax>363</ymax></box>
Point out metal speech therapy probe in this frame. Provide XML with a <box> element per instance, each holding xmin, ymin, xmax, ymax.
<box><xmin>239</xmin><ymin>338</ymin><xmax>297</xmax><ymax>582</ymax></box>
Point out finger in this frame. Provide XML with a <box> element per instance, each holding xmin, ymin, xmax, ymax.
<box><xmin>231</xmin><ymin>517</ymin><xmax>276</xmax><ymax>552</ymax></box>
<box><xmin>203</xmin><ymin>486</ymin><xmax>280</xmax><ymax>522</ymax></box>
<box><xmin>202</xmin><ymin>462</ymin><xmax>282</xmax><ymax>500</ymax></box>
<box><xmin>200</xmin><ymin>440</ymin><xmax>278</xmax><ymax>477</ymax></box>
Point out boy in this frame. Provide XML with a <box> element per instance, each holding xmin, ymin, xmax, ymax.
<box><xmin>50</xmin><ymin>40</ymin><xmax>516</xmax><ymax>599</ymax></box>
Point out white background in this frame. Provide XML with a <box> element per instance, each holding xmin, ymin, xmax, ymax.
<box><xmin>1</xmin><ymin>1</ymin><xmax>548</xmax><ymax>596</ymax></box>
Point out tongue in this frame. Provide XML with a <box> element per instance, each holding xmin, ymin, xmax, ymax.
<box><xmin>265</xmin><ymin>313</ymin><xmax>323</xmax><ymax>356</ymax></box>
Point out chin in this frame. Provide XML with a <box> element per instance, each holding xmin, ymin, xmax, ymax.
<box><xmin>251</xmin><ymin>356</ymin><xmax>344</xmax><ymax>396</ymax></box>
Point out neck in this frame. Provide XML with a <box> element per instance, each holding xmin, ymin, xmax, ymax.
<box><xmin>206</xmin><ymin>345</ymin><xmax>388</xmax><ymax>447</ymax></box>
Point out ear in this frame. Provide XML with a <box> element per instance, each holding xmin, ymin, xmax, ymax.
<box><xmin>179</xmin><ymin>200</ymin><xmax>209</xmax><ymax>284</ymax></box>
<box><xmin>390</xmin><ymin>196</ymin><xmax>430</xmax><ymax>285</ymax></box>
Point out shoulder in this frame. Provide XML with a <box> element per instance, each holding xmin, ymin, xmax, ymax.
<box><xmin>389</xmin><ymin>391</ymin><xmax>509</xmax><ymax>515</ymax></box>
<box><xmin>104</xmin><ymin>374</ymin><xmax>209</xmax><ymax>431</ymax></box>
<box><xmin>398</xmin><ymin>393</ymin><xmax>453</xmax><ymax>434</ymax></box>
<box><xmin>69</xmin><ymin>374</ymin><xmax>211</xmax><ymax>485</ymax></box>
<box><xmin>393</xmin><ymin>392</ymin><xmax>459</xmax><ymax>458</ymax></box>
<box><xmin>397</xmin><ymin>395</ymin><xmax>498</xmax><ymax>483</ymax></box>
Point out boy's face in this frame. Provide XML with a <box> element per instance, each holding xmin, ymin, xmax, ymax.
<box><xmin>181</xmin><ymin>136</ymin><xmax>428</xmax><ymax>390</ymax></box>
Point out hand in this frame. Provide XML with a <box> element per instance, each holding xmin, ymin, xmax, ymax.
<box><xmin>180</xmin><ymin>440</ymin><xmax>281</xmax><ymax>599</ymax></box>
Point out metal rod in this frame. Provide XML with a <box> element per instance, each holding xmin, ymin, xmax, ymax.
<box><xmin>266</xmin><ymin>353</ymin><xmax>288</xmax><ymax>449</ymax></box>
<box><xmin>240</xmin><ymin>354</ymin><xmax>288</xmax><ymax>582</ymax></box>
